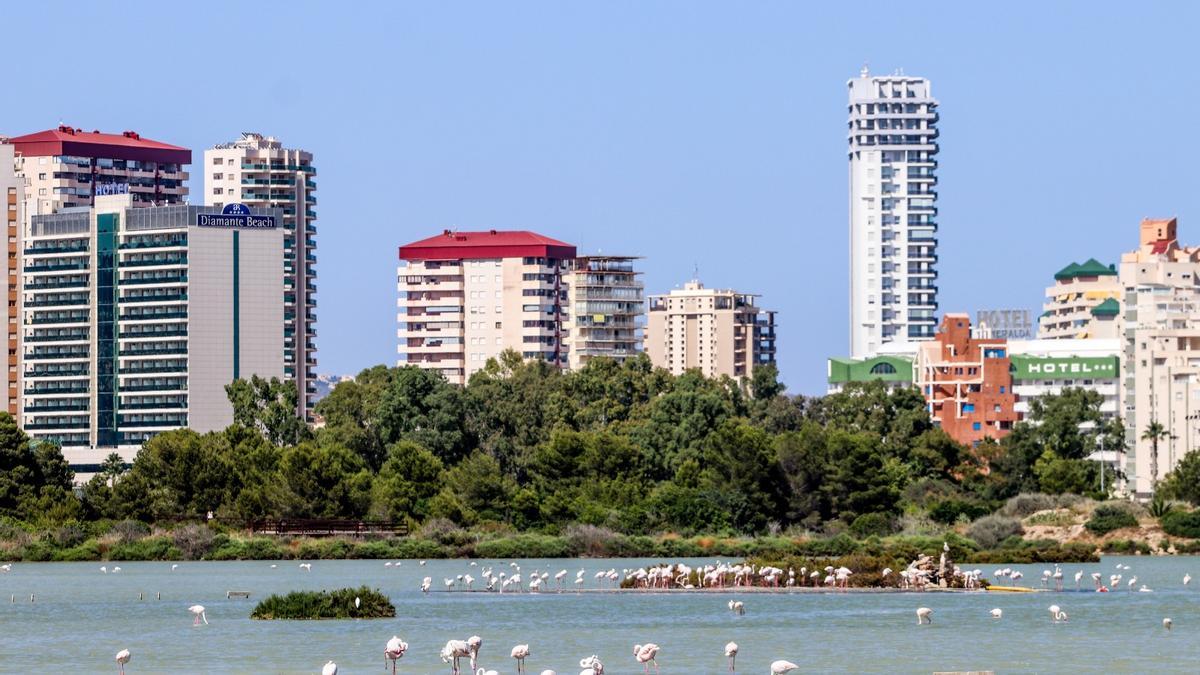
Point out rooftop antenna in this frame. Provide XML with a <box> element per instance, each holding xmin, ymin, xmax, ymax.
<box><xmin>692</xmin><ymin>262</ymin><xmax>701</xmax><ymax>282</ymax></box>
<box><xmin>860</xmin><ymin>63</ymin><xmax>869</xmax><ymax>78</ymax></box>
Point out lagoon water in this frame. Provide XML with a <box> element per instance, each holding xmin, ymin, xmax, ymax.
<box><xmin>2</xmin><ymin>555</ymin><xmax>1199</xmax><ymax>673</ymax></box>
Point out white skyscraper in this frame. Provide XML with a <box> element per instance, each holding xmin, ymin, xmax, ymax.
<box><xmin>847</xmin><ymin>68</ymin><xmax>940</xmax><ymax>358</ymax></box>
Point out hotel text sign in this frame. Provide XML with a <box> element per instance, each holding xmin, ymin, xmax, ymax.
<box><xmin>196</xmin><ymin>203</ymin><xmax>276</xmax><ymax>229</ymax></box>
<box><xmin>1010</xmin><ymin>356</ymin><xmax>1118</xmax><ymax>380</ymax></box>
<box><xmin>976</xmin><ymin>309</ymin><xmax>1033</xmax><ymax>339</ymax></box>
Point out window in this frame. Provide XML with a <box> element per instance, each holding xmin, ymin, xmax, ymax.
<box><xmin>972</xmin><ymin>422</ymin><xmax>981</xmax><ymax>431</ymax></box>
<box><xmin>999</xmin><ymin>386</ymin><xmax>1006</xmax><ymax>394</ymax></box>
<box><xmin>212</xmin><ymin>188</ymin><xmax>223</xmax><ymax>195</ymax></box>
<box><xmin>869</xmin><ymin>362</ymin><xmax>896</xmax><ymax>375</ymax></box>
<box><xmin>212</xmin><ymin>173</ymin><xmax>223</xmax><ymax>180</ymax></box>
<box><xmin>962</xmin><ymin>403</ymin><xmax>975</xmax><ymax>413</ymax></box>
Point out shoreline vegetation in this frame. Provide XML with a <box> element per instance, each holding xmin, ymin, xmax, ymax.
<box><xmin>251</xmin><ymin>586</ymin><xmax>395</xmax><ymax>620</ymax></box>
<box><xmin>7</xmin><ymin>359</ymin><xmax>1200</xmax><ymax>566</ymax></box>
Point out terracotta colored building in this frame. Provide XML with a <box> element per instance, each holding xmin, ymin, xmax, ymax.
<box><xmin>916</xmin><ymin>314</ymin><xmax>1021</xmax><ymax>445</ymax></box>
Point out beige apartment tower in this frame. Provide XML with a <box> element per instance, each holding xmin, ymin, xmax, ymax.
<box><xmin>646</xmin><ymin>280</ymin><xmax>777</xmax><ymax>380</ymax></box>
<box><xmin>566</xmin><ymin>255</ymin><xmax>644</xmax><ymax>369</ymax></box>
<box><xmin>0</xmin><ymin>142</ymin><xmax>23</xmax><ymax>414</ymax></box>
<box><xmin>204</xmin><ymin>133</ymin><xmax>317</xmax><ymax>419</ymax></box>
<box><xmin>1038</xmin><ymin>258</ymin><xmax>1121</xmax><ymax>340</ymax></box>
<box><xmin>1119</xmin><ymin>217</ymin><xmax>1200</xmax><ymax>497</ymax></box>
<box><xmin>397</xmin><ymin>230</ymin><xmax>575</xmax><ymax>385</ymax></box>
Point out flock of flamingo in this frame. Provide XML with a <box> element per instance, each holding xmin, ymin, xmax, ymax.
<box><xmin>4</xmin><ymin>556</ymin><xmax>1194</xmax><ymax>673</ymax></box>
<box><xmin>112</xmin><ymin>632</ymin><xmax>801</xmax><ymax>675</ymax></box>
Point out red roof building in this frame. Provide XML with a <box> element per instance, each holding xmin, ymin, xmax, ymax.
<box><xmin>6</xmin><ymin>125</ymin><xmax>190</xmax><ymax>208</ymax></box>
<box><xmin>7</xmin><ymin>125</ymin><xmax>191</xmax><ymax>165</ymax></box>
<box><xmin>399</xmin><ymin>229</ymin><xmax>576</xmax><ymax>261</ymax></box>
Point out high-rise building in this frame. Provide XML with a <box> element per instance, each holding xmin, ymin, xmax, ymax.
<box><xmin>1119</xmin><ymin>217</ymin><xmax>1200</xmax><ymax>497</ymax></box>
<box><xmin>645</xmin><ymin>280</ymin><xmax>776</xmax><ymax>380</ymax></box>
<box><xmin>1037</xmin><ymin>258</ymin><xmax>1121</xmax><ymax>339</ymax></box>
<box><xmin>914</xmin><ymin>314</ymin><xmax>1019</xmax><ymax>446</ymax></box>
<box><xmin>204</xmin><ymin>133</ymin><xmax>317</xmax><ymax>419</ymax></box>
<box><xmin>7</xmin><ymin>125</ymin><xmax>190</xmax><ymax>214</ymax></box>
<box><xmin>397</xmin><ymin>230</ymin><xmax>575</xmax><ymax>385</ymax></box>
<box><xmin>566</xmin><ymin>255</ymin><xmax>644</xmax><ymax>369</ymax></box>
<box><xmin>0</xmin><ymin>141</ymin><xmax>24</xmax><ymax>415</ymax></box>
<box><xmin>21</xmin><ymin>195</ymin><xmax>286</xmax><ymax>478</ymax></box>
<box><xmin>847</xmin><ymin>68</ymin><xmax>940</xmax><ymax>358</ymax></box>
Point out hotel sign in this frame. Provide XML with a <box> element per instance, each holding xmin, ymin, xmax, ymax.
<box><xmin>1010</xmin><ymin>355</ymin><xmax>1118</xmax><ymax>380</ymax></box>
<box><xmin>196</xmin><ymin>203</ymin><xmax>276</xmax><ymax>229</ymax></box>
<box><xmin>95</xmin><ymin>183</ymin><xmax>129</xmax><ymax>196</ymax></box>
<box><xmin>976</xmin><ymin>308</ymin><xmax>1033</xmax><ymax>339</ymax></box>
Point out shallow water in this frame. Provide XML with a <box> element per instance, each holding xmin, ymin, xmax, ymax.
<box><xmin>1</xmin><ymin>555</ymin><xmax>1198</xmax><ymax>673</ymax></box>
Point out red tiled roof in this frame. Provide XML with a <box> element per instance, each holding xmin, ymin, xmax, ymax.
<box><xmin>400</xmin><ymin>230</ymin><xmax>576</xmax><ymax>261</ymax></box>
<box><xmin>1150</xmin><ymin>239</ymin><xmax>1173</xmax><ymax>254</ymax></box>
<box><xmin>6</xmin><ymin>125</ymin><xmax>191</xmax><ymax>164</ymax></box>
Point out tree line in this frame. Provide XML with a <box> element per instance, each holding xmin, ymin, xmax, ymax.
<box><xmin>1</xmin><ymin>350</ymin><xmax>1182</xmax><ymax>536</ymax></box>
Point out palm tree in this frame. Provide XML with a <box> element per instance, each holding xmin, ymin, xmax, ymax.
<box><xmin>1142</xmin><ymin>421</ymin><xmax>1172</xmax><ymax>488</ymax></box>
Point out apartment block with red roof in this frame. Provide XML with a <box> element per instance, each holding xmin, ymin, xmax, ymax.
<box><xmin>397</xmin><ymin>230</ymin><xmax>576</xmax><ymax>384</ymax></box>
<box><xmin>7</xmin><ymin>125</ymin><xmax>190</xmax><ymax>214</ymax></box>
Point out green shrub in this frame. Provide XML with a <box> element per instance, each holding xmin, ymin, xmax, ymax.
<box><xmin>928</xmin><ymin>500</ymin><xmax>991</xmax><ymax>525</ymax></box>
<box><xmin>849</xmin><ymin>513</ymin><xmax>897</xmax><ymax>537</ymax></box>
<box><xmin>1101</xmin><ymin>538</ymin><xmax>1152</xmax><ymax>555</ymax></box>
<box><xmin>1085</xmin><ymin>503</ymin><xmax>1138</xmax><ymax>535</ymax></box>
<box><xmin>108</xmin><ymin>536</ymin><xmax>181</xmax><ymax>560</ymax></box>
<box><xmin>390</xmin><ymin>538</ymin><xmax>447</xmax><ymax>559</ymax></box>
<box><xmin>967</xmin><ymin>515</ymin><xmax>1024</xmax><ymax>549</ymax></box>
<box><xmin>473</xmin><ymin>534</ymin><xmax>572</xmax><ymax>559</ymax></box>
<box><xmin>207</xmin><ymin>537</ymin><xmax>287</xmax><ymax>560</ymax></box>
<box><xmin>251</xmin><ymin>586</ymin><xmax>395</xmax><ymax>620</ymax></box>
<box><xmin>53</xmin><ymin>540</ymin><xmax>101</xmax><ymax>561</ymax></box>
<box><xmin>1160</xmin><ymin>509</ymin><xmax>1200</xmax><ymax>538</ymax></box>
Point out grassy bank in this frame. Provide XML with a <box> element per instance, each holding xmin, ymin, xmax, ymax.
<box><xmin>0</xmin><ymin>518</ymin><xmax>1103</xmax><ymax>563</ymax></box>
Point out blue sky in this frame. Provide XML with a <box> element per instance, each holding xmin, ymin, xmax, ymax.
<box><xmin>6</xmin><ymin>2</ymin><xmax>1199</xmax><ymax>394</ymax></box>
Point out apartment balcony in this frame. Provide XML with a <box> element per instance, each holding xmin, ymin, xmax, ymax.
<box><xmin>404</xmin><ymin>279</ymin><xmax>464</xmax><ymax>293</ymax></box>
<box><xmin>24</xmin><ymin>402</ymin><xmax>90</xmax><ymax>413</ymax></box>
<box><xmin>24</xmin><ymin>332</ymin><xmax>89</xmax><ymax>343</ymax></box>
<box><xmin>407</xmin><ymin>340</ymin><xmax>462</xmax><ymax>354</ymax></box>
<box><xmin>24</xmin><ymin>297</ymin><xmax>90</xmax><ymax>309</ymax></box>
<box><xmin>119</xmin><ymin>401</ymin><xmax>188</xmax><ymax>411</ymax></box>
<box><xmin>23</xmin><ymin>420</ymin><xmax>90</xmax><ymax>430</ymax></box>
<box><xmin>24</xmin><ymin>244</ymin><xmax>89</xmax><ymax>256</ymax></box>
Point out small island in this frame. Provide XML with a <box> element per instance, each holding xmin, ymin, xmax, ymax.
<box><xmin>250</xmin><ymin>586</ymin><xmax>396</xmax><ymax>620</ymax></box>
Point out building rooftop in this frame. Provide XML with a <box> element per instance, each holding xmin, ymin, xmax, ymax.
<box><xmin>1090</xmin><ymin>298</ymin><xmax>1121</xmax><ymax>316</ymax></box>
<box><xmin>7</xmin><ymin>125</ymin><xmax>191</xmax><ymax>165</ymax></box>
<box><xmin>1054</xmin><ymin>258</ymin><xmax>1116</xmax><ymax>280</ymax></box>
<box><xmin>399</xmin><ymin>229</ymin><xmax>576</xmax><ymax>261</ymax></box>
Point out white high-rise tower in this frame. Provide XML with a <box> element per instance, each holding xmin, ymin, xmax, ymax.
<box><xmin>847</xmin><ymin>68</ymin><xmax>939</xmax><ymax>358</ymax></box>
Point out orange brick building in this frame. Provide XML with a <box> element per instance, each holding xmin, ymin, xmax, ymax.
<box><xmin>916</xmin><ymin>314</ymin><xmax>1021</xmax><ymax>445</ymax></box>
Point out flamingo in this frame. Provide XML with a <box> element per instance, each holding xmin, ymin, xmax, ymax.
<box><xmin>322</xmin><ymin>661</ymin><xmax>337</xmax><ymax>675</ymax></box>
<box><xmin>442</xmin><ymin>640</ymin><xmax>471</xmax><ymax>675</ymax></box>
<box><xmin>476</xmin><ymin>670</ymin><xmax>499</xmax><ymax>675</ymax></box>
<box><xmin>511</xmin><ymin>644</ymin><xmax>530</xmax><ymax>674</ymax></box>
<box><xmin>1164</xmin><ymin>617</ymin><xmax>1173</xmax><ymax>631</ymax></box>
<box><xmin>1184</xmin><ymin>574</ymin><xmax>1192</xmax><ymax>586</ymax></box>
<box><xmin>422</xmin><ymin>577</ymin><xmax>432</xmax><ymax>593</ymax></box>
<box><xmin>1048</xmin><ymin>605</ymin><xmax>1068</xmax><ymax>623</ymax></box>
<box><xmin>354</xmin><ymin>597</ymin><xmax>361</xmax><ymax>610</ymax></box>
<box><xmin>100</xmin><ymin>566</ymin><xmax>107</xmax><ymax>573</ymax></box>
<box><xmin>299</xmin><ymin>563</ymin><xmax>312</xmax><ymax>572</ymax></box>
<box><xmin>541</xmin><ymin>671</ymin><xmax>557</xmax><ymax>675</ymax></box>
<box><xmin>171</xmin><ymin>564</ymin><xmax>179</xmax><ymax>572</ymax></box>
<box><xmin>916</xmin><ymin>607</ymin><xmax>932</xmax><ymax>625</ymax></box>
<box><xmin>579</xmin><ymin>655</ymin><xmax>604</xmax><ymax>674</ymax></box>
<box><xmin>633</xmin><ymin>643</ymin><xmax>660</xmax><ymax>674</ymax></box>
<box><xmin>112</xmin><ymin>566</ymin><xmax>121</xmax><ymax>573</ymax></box>
<box><xmin>770</xmin><ymin>661</ymin><xmax>799</xmax><ymax>674</ymax></box>
<box><xmin>385</xmin><ymin>636</ymin><xmax>408</xmax><ymax>674</ymax></box>
<box><xmin>115</xmin><ymin>648</ymin><xmax>131</xmax><ymax>674</ymax></box>
<box><xmin>555</xmin><ymin>569</ymin><xmax>568</xmax><ymax>591</ymax></box>
<box><xmin>990</xmin><ymin>608</ymin><xmax>1002</xmax><ymax>619</ymax></box>
<box><xmin>724</xmin><ymin>641</ymin><xmax>738</xmax><ymax>671</ymax></box>
<box><xmin>467</xmin><ymin>636</ymin><xmax>483</xmax><ymax>672</ymax></box>
<box><xmin>189</xmin><ymin>604</ymin><xmax>208</xmax><ymax>625</ymax></box>
<box><xmin>728</xmin><ymin>599</ymin><xmax>745</xmax><ymax>615</ymax></box>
